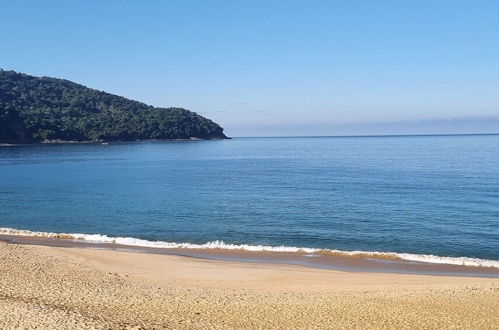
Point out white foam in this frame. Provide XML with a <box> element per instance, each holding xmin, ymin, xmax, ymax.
<box><xmin>1</xmin><ymin>227</ymin><xmax>498</xmax><ymax>269</ymax></box>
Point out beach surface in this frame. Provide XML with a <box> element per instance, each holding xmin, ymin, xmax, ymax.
<box><xmin>0</xmin><ymin>241</ymin><xmax>498</xmax><ymax>329</ymax></box>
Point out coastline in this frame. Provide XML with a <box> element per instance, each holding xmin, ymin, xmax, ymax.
<box><xmin>0</xmin><ymin>136</ymin><xmax>230</xmax><ymax>146</ymax></box>
<box><xmin>1</xmin><ymin>230</ymin><xmax>498</xmax><ymax>278</ymax></box>
<box><xmin>1</xmin><ymin>240</ymin><xmax>498</xmax><ymax>328</ymax></box>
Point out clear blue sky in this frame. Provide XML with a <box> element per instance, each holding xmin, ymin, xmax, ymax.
<box><xmin>1</xmin><ymin>0</ymin><xmax>499</xmax><ymax>136</ymax></box>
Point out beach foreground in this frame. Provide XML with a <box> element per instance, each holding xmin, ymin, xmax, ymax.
<box><xmin>0</xmin><ymin>241</ymin><xmax>498</xmax><ymax>329</ymax></box>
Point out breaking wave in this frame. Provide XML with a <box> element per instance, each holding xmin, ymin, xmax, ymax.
<box><xmin>1</xmin><ymin>227</ymin><xmax>498</xmax><ymax>269</ymax></box>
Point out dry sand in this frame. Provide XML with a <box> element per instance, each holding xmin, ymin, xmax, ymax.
<box><xmin>0</xmin><ymin>241</ymin><xmax>498</xmax><ymax>329</ymax></box>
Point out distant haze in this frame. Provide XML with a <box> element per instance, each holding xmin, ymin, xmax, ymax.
<box><xmin>226</xmin><ymin>116</ymin><xmax>499</xmax><ymax>137</ymax></box>
<box><xmin>1</xmin><ymin>1</ymin><xmax>498</xmax><ymax>136</ymax></box>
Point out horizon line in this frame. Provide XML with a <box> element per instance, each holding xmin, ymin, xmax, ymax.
<box><xmin>230</xmin><ymin>132</ymin><xmax>499</xmax><ymax>139</ymax></box>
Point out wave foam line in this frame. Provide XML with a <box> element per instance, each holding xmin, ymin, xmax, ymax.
<box><xmin>1</xmin><ymin>227</ymin><xmax>498</xmax><ymax>269</ymax></box>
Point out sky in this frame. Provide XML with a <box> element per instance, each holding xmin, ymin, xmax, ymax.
<box><xmin>1</xmin><ymin>0</ymin><xmax>499</xmax><ymax>136</ymax></box>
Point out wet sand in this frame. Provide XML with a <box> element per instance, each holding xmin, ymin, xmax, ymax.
<box><xmin>0</xmin><ymin>241</ymin><xmax>498</xmax><ymax>329</ymax></box>
<box><xmin>2</xmin><ymin>233</ymin><xmax>498</xmax><ymax>277</ymax></box>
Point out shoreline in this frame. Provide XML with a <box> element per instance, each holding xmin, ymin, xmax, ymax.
<box><xmin>0</xmin><ymin>137</ymin><xmax>229</xmax><ymax>146</ymax></box>
<box><xmin>1</xmin><ymin>231</ymin><xmax>498</xmax><ymax>278</ymax></box>
<box><xmin>1</xmin><ymin>240</ymin><xmax>498</xmax><ymax>328</ymax></box>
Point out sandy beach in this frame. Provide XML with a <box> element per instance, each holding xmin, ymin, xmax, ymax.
<box><xmin>0</xmin><ymin>241</ymin><xmax>497</xmax><ymax>329</ymax></box>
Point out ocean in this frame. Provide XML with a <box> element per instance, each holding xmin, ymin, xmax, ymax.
<box><xmin>1</xmin><ymin>135</ymin><xmax>498</xmax><ymax>269</ymax></box>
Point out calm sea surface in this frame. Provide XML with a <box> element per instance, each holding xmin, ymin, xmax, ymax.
<box><xmin>1</xmin><ymin>135</ymin><xmax>498</xmax><ymax>260</ymax></box>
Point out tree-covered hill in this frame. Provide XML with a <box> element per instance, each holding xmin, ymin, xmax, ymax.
<box><xmin>0</xmin><ymin>69</ymin><xmax>228</xmax><ymax>143</ymax></box>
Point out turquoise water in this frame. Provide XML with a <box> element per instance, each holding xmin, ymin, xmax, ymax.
<box><xmin>0</xmin><ymin>135</ymin><xmax>498</xmax><ymax>262</ymax></box>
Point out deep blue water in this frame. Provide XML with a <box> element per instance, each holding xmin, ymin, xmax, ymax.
<box><xmin>1</xmin><ymin>135</ymin><xmax>498</xmax><ymax>260</ymax></box>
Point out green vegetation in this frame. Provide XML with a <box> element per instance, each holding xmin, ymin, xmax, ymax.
<box><xmin>0</xmin><ymin>69</ymin><xmax>228</xmax><ymax>143</ymax></box>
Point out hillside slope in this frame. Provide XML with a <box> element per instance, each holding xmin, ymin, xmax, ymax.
<box><xmin>0</xmin><ymin>70</ymin><xmax>228</xmax><ymax>143</ymax></box>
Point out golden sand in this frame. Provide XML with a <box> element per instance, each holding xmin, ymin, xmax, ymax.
<box><xmin>0</xmin><ymin>241</ymin><xmax>497</xmax><ymax>329</ymax></box>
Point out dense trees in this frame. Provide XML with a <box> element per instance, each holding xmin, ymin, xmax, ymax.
<box><xmin>0</xmin><ymin>69</ymin><xmax>228</xmax><ymax>143</ymax></box>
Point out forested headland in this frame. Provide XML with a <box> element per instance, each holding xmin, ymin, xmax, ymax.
<box><xmin>0</xmin><ymin>69</ymin><xmax>228</xmax><ymax>143</ymax></box>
